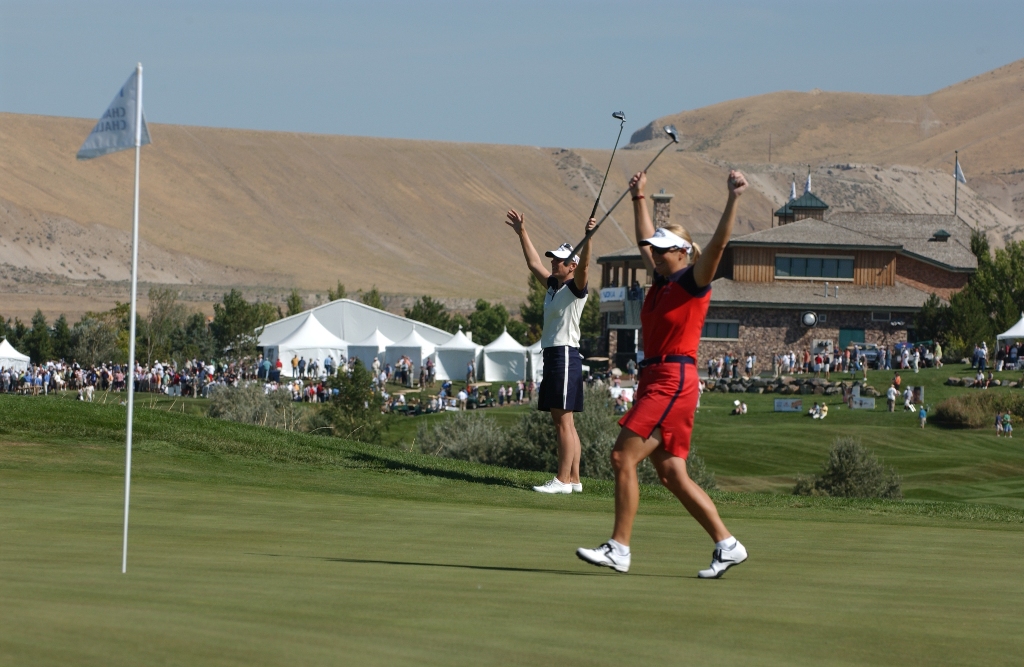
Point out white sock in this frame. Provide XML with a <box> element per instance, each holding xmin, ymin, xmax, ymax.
<box><xmin>716</xmin><ymin>537</ymin><xmax>737</xmax><ymax>551</ymax></box>
<box><xmin>608</xmin><ymin>539</ymin><xmax>630</xmax><ymax>556</ymax></box>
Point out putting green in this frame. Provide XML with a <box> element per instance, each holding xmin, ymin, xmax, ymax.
<box><xmin>1</xmin><ymin>394</ymin><xmax>1022</xmax><ymax>666</ymax></box>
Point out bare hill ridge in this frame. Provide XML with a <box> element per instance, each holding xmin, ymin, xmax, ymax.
<box><xmin>631</xmin><ymin>58</ymin><xmax>1024</xmax><ymax>223</ymax></box>
<box><xmin>2</xmin><ymin>59</ymin><xmax>1023</xmax><ymax>320</ymax></box>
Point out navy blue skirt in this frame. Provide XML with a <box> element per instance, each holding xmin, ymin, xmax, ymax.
<box><xmin>538</xmin><ymin>345</ymin><xmax>584</xmax><ymax>412</ymax></box>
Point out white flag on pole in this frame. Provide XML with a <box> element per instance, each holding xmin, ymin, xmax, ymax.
<box><xmin>77</xmin><ymin>69</ymin><xmax>151</xmax><ymax>160</ymax></box>
<box><xmin>789</xmin><ymin>182</ymin><xmax>797</xmax><ymax>200</ymax></box>
<box><xmin>804</xmin><ymin>173</ymin><xmax>812</xmax><ymax>194</ymax></box>
<box><xmin>955</xmin><ymin>159</ymin><xmax>967</xmax><ymax>184</ymax></box>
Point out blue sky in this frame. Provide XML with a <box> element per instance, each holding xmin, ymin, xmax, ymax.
<box><xmin>1</xmin><ymin>1</ymin><xmax>1022</xmax><ymax>148</ymax></box>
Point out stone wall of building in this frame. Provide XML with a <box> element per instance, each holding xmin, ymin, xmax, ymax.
<box><xmin>894</xmin><ymin>255</ymin><xmax>970</xmax><ymax>300</ymax></box>
<box><xmin>697</xmin><ymin>306</ymin><xmax>909</xmax><ymax>369</ymax></box>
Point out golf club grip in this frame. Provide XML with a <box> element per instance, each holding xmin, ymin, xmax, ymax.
<box><xmin>564</xmin><ymin>138</ymin><xmax>675</xmax><ymax>263</ymax></box>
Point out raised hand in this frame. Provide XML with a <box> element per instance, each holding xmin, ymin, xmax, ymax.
<box><xmin>727</xmin><ymin>170</ymin><xmax>748</xmax><ymax>197</ymax></box>
<box><xmin>585</xmin><ymin>217</ymin><xmax>596</xmax><ymax>234</ymax></box>
<box><xmin>505</xmin><ymin>209</ymin><xmax>525</xmax><ymax>235</ymax></box>
<box><xmin>628</xmin><ymin>171</ymin><xmax>647</xmax><ymax>197</ymax></box>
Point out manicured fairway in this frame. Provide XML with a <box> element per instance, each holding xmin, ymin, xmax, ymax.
<box><xmin>2</xmin><ymin>395</ymin><xmax>1023</xmax><ymax>666</ymax></box>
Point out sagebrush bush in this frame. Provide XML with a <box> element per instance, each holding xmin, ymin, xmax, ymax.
<box><xmin>934</xmin><ymin>392</ymin><xmax>1024</xmax><ymax>429</ymax></box>
<box><xmin>415</xmin><ymin>411</ymin><xmax>508</xmax><ymax>462</ymax></box>
<box><xmin>417</xmin><ymin>386</ymin><xmax>717</xmax><ymax>491</ymax></box>
<box><xmin>794</xmin><ymin>437</ymin><xmax>901</xmax><ymax>499</ymax></box>
<box><xmin>208</xmin><ymin>383</ymin><xmax>298</xmax><ymax>430</ymax></box>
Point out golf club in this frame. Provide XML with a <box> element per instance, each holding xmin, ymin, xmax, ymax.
<box><xmin>587</xmin><ymin>111</ymin><xmax>627</xmax><ymax>221</ymax></box>
<box><xmin>564</xmin><ymin>124</ymin><xmax>679</xmax><ymax>263</ymax></box>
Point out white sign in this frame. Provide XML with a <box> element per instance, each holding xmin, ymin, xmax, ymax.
<box><xmin>851</xmin><ymin>396</ymin><xmax>876</xmax><ymax>410</ymax></box>
<box><xmin>600</xmin><ymin>287</ymin><xmax>626</xmax><ymax>302</ymax></box>
<box><xmin>774</xmin><ymin>398</ymin><xmax>803</xmax><ymax>412</ymax></box>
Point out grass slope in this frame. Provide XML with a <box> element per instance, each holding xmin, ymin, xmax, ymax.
<box><xmin>2</xmin><ymin>392</ymin><xmax>1023</xmax><ymax>666</ymax></box>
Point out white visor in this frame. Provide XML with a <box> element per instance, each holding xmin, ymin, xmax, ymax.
<box><xmin>545</xmin><ymin>242</ymin><xmax>580</xmax><ymax>264</ymax></box>
<box><xmin>640</xmin><ymin>227</ymin><xmax>692</xmax><ymax>254</ymax></box>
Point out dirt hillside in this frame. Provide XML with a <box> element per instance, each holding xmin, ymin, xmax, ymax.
<box><xmin>2</xmin><ymin>59</ymin><xmax>1022</xmax><ymax>321</ymax></box>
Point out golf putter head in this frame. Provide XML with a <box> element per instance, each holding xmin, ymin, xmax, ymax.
<box><xmin>612</xmin><ymin>111</ymin><xmax>626</xmax><ymax>122</ymax></box>
<box><xmin>664</xmin><ymin>125</ymin><xmax>679</xmax><ymax>143</ymax></box>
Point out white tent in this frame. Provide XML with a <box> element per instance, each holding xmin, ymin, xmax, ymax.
<box><xmin>265</xmin><ymin>313</ymin><xmax>348</xmax><ymax>378</ymax></box>
<box><xmin>527</xmin><ymin>340</ymin><xmax>544</xmax><ymax>383</ymax></box>
<box><xmin>483</xmin><ymin>329</ymin><xmax>528</xmax><ymax>382</ymax></box>
<box><xmin>0</xmin><ymin>338</ymin><xmax>30</xmax><ymax>373</ymax></box>
<box><xmin>997</xmin><ymin>313</ymin><xmax>1024</xmax><ymax>340</ymax></box>
<box><xmin>348</xmin><ymin>328</ymin><xmax>393</xmax><ymax>371</ymax></box>
<box><xmin>434</xmin><ymin>329</ymin><xmax>482</xmax><ymax>382</ymax></box>
<box><xmin>385</xmin><ymin>328</ymin><xmax>436</xmax><ymax>377</ymax></box>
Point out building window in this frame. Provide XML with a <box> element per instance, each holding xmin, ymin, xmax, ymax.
<box><xmin>702</xmin><ymin>321</ymin><xmax>739</xmax><ymax>340</ymax></box>
<box><xmin>775</xmin><ymin>255</ymin><xmax>854</xmax><ymax>280</ymax></box>
<box><xmin>871</xmin><ymin>311</ymin><xmax>891</xmax><ymax>321</ymax></box>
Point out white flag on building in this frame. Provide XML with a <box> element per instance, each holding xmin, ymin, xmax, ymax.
<box><xmin>955</xmin><ymin>159</ymin><xmax>967</xmax><ymax>184</ymax></box>
<box><xmin>804</xmin><ymin>173</ymin><xmax>812</xmax><ymax>194</ymax></box>
<box><xmin>77</xmin><ymin>68</ymin><xmax>151</xmax><ymax>160</ymax></box>
<box><xmin>789</xmin><ymin>182</ymin><xmax>797</xmax><ymax>200</ymax></box>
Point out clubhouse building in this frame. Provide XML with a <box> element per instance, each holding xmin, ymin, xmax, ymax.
<box><xmin>597</xmin><ymin>189</ymin><xmax>977</xmax><ymax>369</ymax></box>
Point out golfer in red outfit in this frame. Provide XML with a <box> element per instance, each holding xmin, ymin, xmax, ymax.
<box><xmin>577</xmin><ymin>169</ymin><xmax>749</xmax><ymax>578</ymax></box>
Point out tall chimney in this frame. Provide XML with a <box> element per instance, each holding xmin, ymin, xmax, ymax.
<box><xmin>652</xmin><ymin>189</ymin><xmax>674</xmax><ymax>228</ymax></box>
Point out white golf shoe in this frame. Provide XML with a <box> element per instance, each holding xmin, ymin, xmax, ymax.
<box><xmin>576</xmin><ymin>542</ymin><xmax>631</xmax><ymax>573</ymax></box>
<box><xmin>571</xmin><ymin>482</ymin><xmax>583</xmax><ymax>493</ymax></box>
<box><xmin>698</xmin><ymin>540</ymin><xmax>747</xmax><ymax>579</ymax></box>
<box><xmin>532</xmin><ymin>477</ymin><xmax>572</xmax><ymax>494</ymax></box>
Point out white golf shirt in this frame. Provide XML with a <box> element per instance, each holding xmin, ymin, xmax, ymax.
<box><xmin>541</xmin><ymin>275</ymin><xmax>588</xmax><ymax>349</ymax></box>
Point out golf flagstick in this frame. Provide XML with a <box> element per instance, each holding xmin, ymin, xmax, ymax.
<box><xmin>565</xmin><ymin>125</ymin><xmax>679</xmax><ymax>263</ymax></box>
<box><xmin>76</xmin><ymin>64</ymin><xmax>151</xmax><ymax>573</ymax></box>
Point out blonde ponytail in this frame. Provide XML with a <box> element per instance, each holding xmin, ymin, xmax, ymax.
<box><xmin>661</xmin><ymin>223</ymin><xmax>701</xmax><ymax>262</ymax></box>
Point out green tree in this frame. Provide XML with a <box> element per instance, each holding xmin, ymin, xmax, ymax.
<box><xmin>70</xmin><ymin>316</ymin><xmax>120</xmax><ymax>367</ymax></box>
<box><xmin>580</xmin><ymin>289</ymin><xmax>601</xmax><ymax>340</ymax></box>
<box><xmin>142</xmin><ymin>288</ymin><xmax>188</xmax><ymax>365</ymax></box>
<box><xmin>360</xmin><ymin>286</ymin><xmax>385</xmax><ymax>310</ymax></box>
<box><xmin>519</xmin><ymin>274</ymin><xmax>547</xmax><ymax>343</ymax></box>
<box><xmin>286</xmin><ymin>289</ymin><xmax>305</xmax><ymax>316</ymax></box>
<box><xmin>210</xmin><ymin>289</ymin><xmax>279</xmax><ymax>357</ymax></box>
<box><xmin>468</xmin><ymin>299</ymin><xmax>509</xmax><ymax>345</ymax></box>
<box><xmin>322</xmin><ymin>359</ymin><xmax>387</xmax><ymax>443</ymax></box>
<box><xmin>51</xmin><ymin>314</ymin><xmax>72</xmax><ymax>360</ymax></box>
<box><xmin>467</xmin><ymin>299</ymin><xmax>530</xmax><ymax>345</ymax></box>
<box><xmin>24</xmin><ymin>310</ymin><xmax>53</xmax><ymax>363</ymax></box>
<box><xmin>170</xmin><ymin>312</ymin><xmax>216</xmax><ymax>362</ymax></box>
<box><xmin>24</xmin><ymin>310</ymin><xmax>51</xmax><ymax>362</ymax></box>
<box><xmin>10</xmin><ymin>318</ymin><xmax>29</xmax><ymax>351</ymax></box>
<box><xmin>405</xmin><ymin>296</ymin><xmax>453</xmax><ymax>331</ymax></box>
<box><xmin>914</xmin><ymin>294</ymin><xmax>948</xmax><ymax>345</ymax></box>
<box><xmin>327</xmin><ymin>281</ymin><xmax>347</xmax><ymax>301</ymax></box>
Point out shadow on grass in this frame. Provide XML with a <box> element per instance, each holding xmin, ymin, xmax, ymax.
<box><xmin>251</xmin><ymin>553</ymin><xmax>690</xmax><ymax>578</ymax></box>
<box><xmin>348</xmin><ymin>450</ymin><xmax>532</xmax><ymax>490</ymax></box>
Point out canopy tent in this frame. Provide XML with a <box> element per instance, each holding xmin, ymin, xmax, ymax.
<box><xmin>434</xmin><ymin>329</ymin><xmax>482</xmax><ymax>381</ymax></box>
<box><xmin>257</xmin><ymin>298</ymin><xmax>452</xmax><ymax>349</ymax></box>
<box><xmin>385</xmin><ymin>328</ymin><xmax>436</xmax><ymax>377</ymax></box>
<box><xmin>0</xmin><ymin>338</ymin><xmax>30</xmax><ymax>373</ymax></box>
<box><xmin>528</xmin><ymin>340</ymin><xmax>544</xmax><ymax>383</ymax></box>
<box><xmin>483</xmin><ymin>329</ymin><xmax>528</xmax><ymax>382</ymax></box>
<box><xmin>348</xmin><ymin>328</ymin><xmax>393</xmax><ymax>371</ymax></box>
<box><xmin>997</xmin><ymin>313</ymin><xmax>1024</xmax><ymax>340</ymax></box>
<box><xmin>264</xmin><ymin>313</ymin><xmax>347</xmax><ymax>378</ymax></box>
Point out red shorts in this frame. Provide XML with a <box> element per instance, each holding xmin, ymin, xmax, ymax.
<box><xmin>618</xmin><ymin>361</ymin><xmax>698</xmax><ymax>459</ymax></box>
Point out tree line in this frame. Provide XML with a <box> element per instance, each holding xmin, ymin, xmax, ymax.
<box><xmin>916</xmin><ymin>231</ymin><xmax>1024</xmax><ymax>358</ymax></box>
<box><xmin>1</xmin><ymin>275</ymin><xmax>590</xmax><ymax>365</ymax></box>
